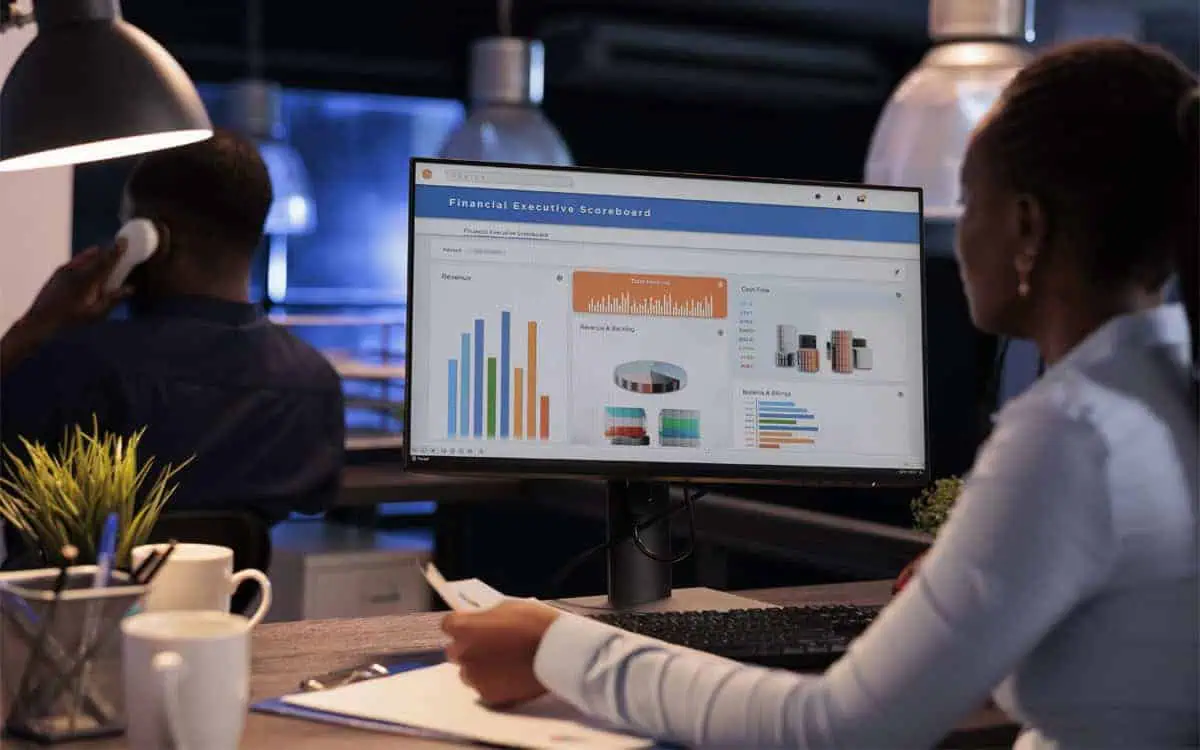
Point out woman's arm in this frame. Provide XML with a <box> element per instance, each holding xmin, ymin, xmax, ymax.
<box><xmin>533</xmin><ymin>408</ymin><xmax>1117</xmax><ymax>748</ymax></box>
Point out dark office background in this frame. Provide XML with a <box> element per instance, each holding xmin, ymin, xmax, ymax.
<box><xmin>68</xmin><ymin>0</ymin><xmax>1200</xmax><ymax>594</ymax></box>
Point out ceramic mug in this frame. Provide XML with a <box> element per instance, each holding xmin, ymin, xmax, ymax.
<box><xmin>122</xmin><ymin>610</ymin><xmax>250</xmax><ymax>750</ymax></box>
<box><xmin>132</xmin><ymin>543</ymin><xmax>271</xmax><ymax>626</ymax></box>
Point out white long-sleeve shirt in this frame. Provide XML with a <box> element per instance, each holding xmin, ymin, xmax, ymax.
<box><xmin>534</xmin><ymin>304</ymin><xmax>1199</xmax><ymax>749</ymax></box>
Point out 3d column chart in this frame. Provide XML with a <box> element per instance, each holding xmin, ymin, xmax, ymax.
<box><xmin>775</xmin><ymin>324</ymin><xmax>873</xmax><ymax>375</ymax></box>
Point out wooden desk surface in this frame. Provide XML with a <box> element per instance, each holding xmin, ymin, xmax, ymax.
<box><xmin>21</xmin><ymin>582</ymin><xmax>1017</xmax><ymax>749</ymax></box>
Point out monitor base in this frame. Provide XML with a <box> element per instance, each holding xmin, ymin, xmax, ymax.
<box><xmin>606</xmin><ymin>479</ymin><xmax>673</xmax><ymax>608</ymax></box>
<box><xmin>556</xmin><ymin>586</ymin><xmax>776</xmax><ymax>615</ymax></box>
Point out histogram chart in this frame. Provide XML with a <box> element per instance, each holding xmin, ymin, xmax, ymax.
<box><xmin>446</xmin><ymin>312</ymin><xmax>552</xmax><ymax>441</ymax></box>
<box><xmin>573</xmin><ymin>271</ymin><xmax>728</xmax><ymax>318</ymax></box>
<box><xmin>742</xmin><ymin>397</ymin><xmax>820</xmax><ymax>450</ymax></box>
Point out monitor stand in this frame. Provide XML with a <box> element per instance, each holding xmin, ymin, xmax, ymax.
<box><xmin>576</xmin><ymin>479</ymin><xmax>774</xmax><ymax>615</ymax></box>
<box><xmin>606</xmin><ymin>479</ymin><xmax>673</xmax><ymax>609</ymax></box>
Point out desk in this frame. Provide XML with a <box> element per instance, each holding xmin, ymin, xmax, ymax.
<box><xmin>337</xmin><ymin>467</ymin><xmax>523</xmax><ymax>507</ymax></box>
<box><xmin>20</xmin><ymin>581</ymin><xmax>1018</xmax><ymax>749</ymax></box>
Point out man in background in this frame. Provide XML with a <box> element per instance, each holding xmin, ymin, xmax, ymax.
<box><xmin>0</xmin><ymin>129</ymin><xmax>345</xmax><ymax>527</ymax></box>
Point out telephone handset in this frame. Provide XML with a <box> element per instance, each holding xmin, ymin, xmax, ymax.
<box><xmin>105</xmin><ymin>218</ymin><xmax>160</xmax><ymax>292</ymax></box>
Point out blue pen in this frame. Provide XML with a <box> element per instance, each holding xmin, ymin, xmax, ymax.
<box><xmin>93</xmin><ymin>513</ymin><xmax>118</xmax><ymax>587</ymax></box>
<box><xmin>70</xmin><ymin>513</ymin><xmax>118</xmax><ymax>730</ymax></box>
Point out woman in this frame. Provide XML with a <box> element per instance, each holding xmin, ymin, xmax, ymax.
<box><xmin>442</xmin><ymin>39</ymin><xmax>1200</xmax><ymax>749</ymax></box>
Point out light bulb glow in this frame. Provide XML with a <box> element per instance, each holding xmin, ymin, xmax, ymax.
<box><xmin>0</xmin><ymin>129</ymin><xmax>213</xmax><ymax>172</ymax></box>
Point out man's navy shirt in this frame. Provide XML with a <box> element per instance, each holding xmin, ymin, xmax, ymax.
<box><xmin>0</xmin><ymin>296</ymin><xmax>345</xmax><ymax>524</ymax></box>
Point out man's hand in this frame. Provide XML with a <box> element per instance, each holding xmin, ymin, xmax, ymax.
<box><xmin>441</xmin><ymin>601</ymin><xmax>561</xmax><ymax>707</ymax></box>
<box><xmin>23</xmin><ymin>245</ymin><xmax>130</xmax><ymax>333</ymax></box>
<box><xmin>1</xmin><ymin>246</ymin><xmax>130</xmax><ymax>376</ymax></box>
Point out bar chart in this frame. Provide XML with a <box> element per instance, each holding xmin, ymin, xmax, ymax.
<box><xmin>446</xmin><ymin>310</ymin><xmax>552</xmax><ymax>441</ymax></box>
<box><xmin>572</xmin><ymin>271</ymin><xmax>729</xmax><ymax>318</ymax></box>
<box><xmin>659</xmin><ymin>409</ymin><xmax>701</xmax><ymax>448</ymax></box>
<box><xmin>743</xmin><ymin>398</ymin><xmax>819</xmax><ymax>450</ymax></box>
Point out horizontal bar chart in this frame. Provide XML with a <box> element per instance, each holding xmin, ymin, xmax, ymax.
<box><xmin>747</xmin><ymin>399</ymin><xmax>819</xmax><ymax>450</ymax></box>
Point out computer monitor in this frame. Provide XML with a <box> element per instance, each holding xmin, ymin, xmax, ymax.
<box><xmin>404</xmin><ymin>159</ymin><xmax>929</xmax><ymax>489</ymax></box>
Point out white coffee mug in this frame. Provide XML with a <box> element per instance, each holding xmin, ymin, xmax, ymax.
<box><xmin>132</xmin><ymin>543</ymin><xmax>272</xmax><ymax>626</ymax></box>
<box><xmin>122</xmin><ymin>610</ymin><xmax>250</xmax><ymax>750</ymax></box>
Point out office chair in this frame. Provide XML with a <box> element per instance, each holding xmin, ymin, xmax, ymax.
<box><xmin>146</xmin><ymin>510</ymin><xmax>272</xmax><ymax>616</ymax></box>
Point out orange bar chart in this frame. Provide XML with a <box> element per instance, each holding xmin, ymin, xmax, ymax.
<box><xmin>539</xmin><ymin>395</ymin><xmax>550</xmax><ymax>440</ymax></box>
<box><xmin>527</xmin><ymin>321</ymin><xmax>538</xmax><ymax>438</ymax></box>
<box><xmin>572</xmin><ymin>271</ymin><xmax>728</xmax><ymax>318</ymax></box>
<box><xmin>514</xmin><ymin>368</ymin><xmax>525</xmax><ymax>438</ymax></box>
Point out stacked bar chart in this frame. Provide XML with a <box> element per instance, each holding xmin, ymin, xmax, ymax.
<box><xmin>446</xmin><ymin>310</ymin><xmax>551</xmax><ymax>441</ymax></box>
<box><xmin>659</xmin><ymin>409</ymin><xmax>701</xmax><ymax>448</ymax></box>
<box><xmin>604</xmin><ymin>406</ymin><xmax>650</xmax><ymax>446</ymax></box>
<box><xmin>745</xmin><ymin>399</ymin><xmax>819</xmax><ymax>449</ymax></box>
<box><xmin>572</xmin><ymin>271</ymin><xmax>729</xmax><ymax>318</ymax></box>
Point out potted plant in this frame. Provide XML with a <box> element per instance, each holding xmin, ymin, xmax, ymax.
<box><xmin>894</xmin><ymin>476</ymin><xmax>964</xmax><ymax>593</ymax></box>
<box><xmin>0</xmin><ymin>420</ymin><xmax>190</xmax><ymax>569</ymax></box>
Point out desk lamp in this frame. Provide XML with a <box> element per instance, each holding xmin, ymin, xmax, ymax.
<box><xmin>438</xmin><ymin>0</ymin><xmax>571</xmax><ymax>165</ymax></box>
<box><xmin>0</xmin><ymin>0</ymin><xmax>212</xmax><ymax>172</ymax></box>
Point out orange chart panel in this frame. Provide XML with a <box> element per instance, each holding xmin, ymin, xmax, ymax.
<box><xmin>572</xmin><ymin>271</ymin><xmax>728</xmax><ymax>319</ymax></box>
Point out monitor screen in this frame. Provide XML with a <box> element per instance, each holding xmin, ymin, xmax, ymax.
<box><xmin>404</xmin><ymin>159</ymin><xmax>928</xmax><ymax>486</ymax></box>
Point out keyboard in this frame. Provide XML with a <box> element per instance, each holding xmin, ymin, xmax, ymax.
<box><xmin>593</xmin><ymin>604</ymin><xmax>881</xmax><ymax>672</ymax></box>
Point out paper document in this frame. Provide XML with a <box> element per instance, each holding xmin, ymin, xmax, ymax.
<box><xmin>422</xmin><ymin>563</ymin><xmax>507</xmax><ymax>611</ymax></box>
<box><xmin>281</xmin><ymin>661</ymin><xmax>654</xmax><ymax>750</ymax></box>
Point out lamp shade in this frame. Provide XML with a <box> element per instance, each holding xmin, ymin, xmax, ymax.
<box><xmin>439</xmin><ymin>37</ymin><xmax>572</xmax><ymax>166</ymax></box>
<box><xmin>0</xmin><ymin>0</ymin><xmax>212</xmax><ymax>172</ymax></box>
<box><xmin>258</xmin><ymin>139</ymin><xmax>316</xmax><ymax>235</ymax></box>
<box><xmin>230</xmin><ymin>79</ymin><xmax>316</xmax><ymax>235</ymax></box>
<box><xmin>864</xmin><ymin>0</ymin><xmax>1032</xmax><ymax>222</ymax></box>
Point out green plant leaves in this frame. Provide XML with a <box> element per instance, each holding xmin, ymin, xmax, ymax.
<box><xmin>911</xmin><ymin>476</ymin><xmax>964</xmax><ymax>535</ymax></box>
<box><xmin>0</xmin><ymin>418</ymin><xmax>192</xmax><ymax>568</ymax></box>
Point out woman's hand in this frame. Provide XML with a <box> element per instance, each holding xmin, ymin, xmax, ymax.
<box><xmin>441</xmin><ymin>601</ymin><xmax>561</xmax><ymax>707</ymax></box>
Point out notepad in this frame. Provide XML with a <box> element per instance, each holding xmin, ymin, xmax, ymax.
<box><xmin>280</xmin><ymin>661</ymin><xmax>654</xmax><ymax>750</ymax></box>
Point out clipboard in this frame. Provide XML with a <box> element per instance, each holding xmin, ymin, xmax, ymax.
<box><xmin>251</xmin><ymin>656</ymin><xmax>458</xmax><ymax>741</ymax></box>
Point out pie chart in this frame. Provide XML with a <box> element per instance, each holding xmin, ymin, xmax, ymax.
<box><xmin>613</xmin><ymin>360</ymin><xmax>688</xmax><ymax>394</ymax></box>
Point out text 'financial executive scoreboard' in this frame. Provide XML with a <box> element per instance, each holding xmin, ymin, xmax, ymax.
<box><xmin>446</xmin><ymin>311</ymin><xmax>551</xmax><ymax>441</ymax></box>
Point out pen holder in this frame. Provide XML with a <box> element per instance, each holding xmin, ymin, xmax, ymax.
<box><xmin>0</xmin><ymin>567</ymin><xmax>146</xmax><ymax>743</ymax></box>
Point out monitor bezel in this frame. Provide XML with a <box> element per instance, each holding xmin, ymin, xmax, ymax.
<box><xmin>402</xmin><ymin>157</ymin><xmax>931</xmax><ymax>489</ymax></box>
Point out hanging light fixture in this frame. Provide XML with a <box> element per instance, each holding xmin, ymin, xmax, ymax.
<box><xmin>865</xmin><ymin>0</ymin><xmax>1033</xmax><ymax>226</ymax></box>
<box><xmin>438</xmin><ymin>0</ymin><xmax>572</xmax><ymax>165</ymax></box>
<box><xmin>231</xmin><ymin>79</ymin><xmax>316</xmax><ymax>236</ymax></box>
<box><xmin>0</xmin><ymin>0</ymin><xmax>212</xmax><ymax>172</ymax></box>
<box><xmin>230</xmin><ymin>0</ymin><xmax>315</xmax><ymax>237</ymax></box>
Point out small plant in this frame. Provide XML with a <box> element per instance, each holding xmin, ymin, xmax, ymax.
<box><xmin>0</xmin><ymin>420</ymin><xmax>191</xmax><ymax>568</ymax></box>
<box><xmin>911</xmin><ymin>476</ymin><xmax>964</xmax><ymax>535</ymax></box>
